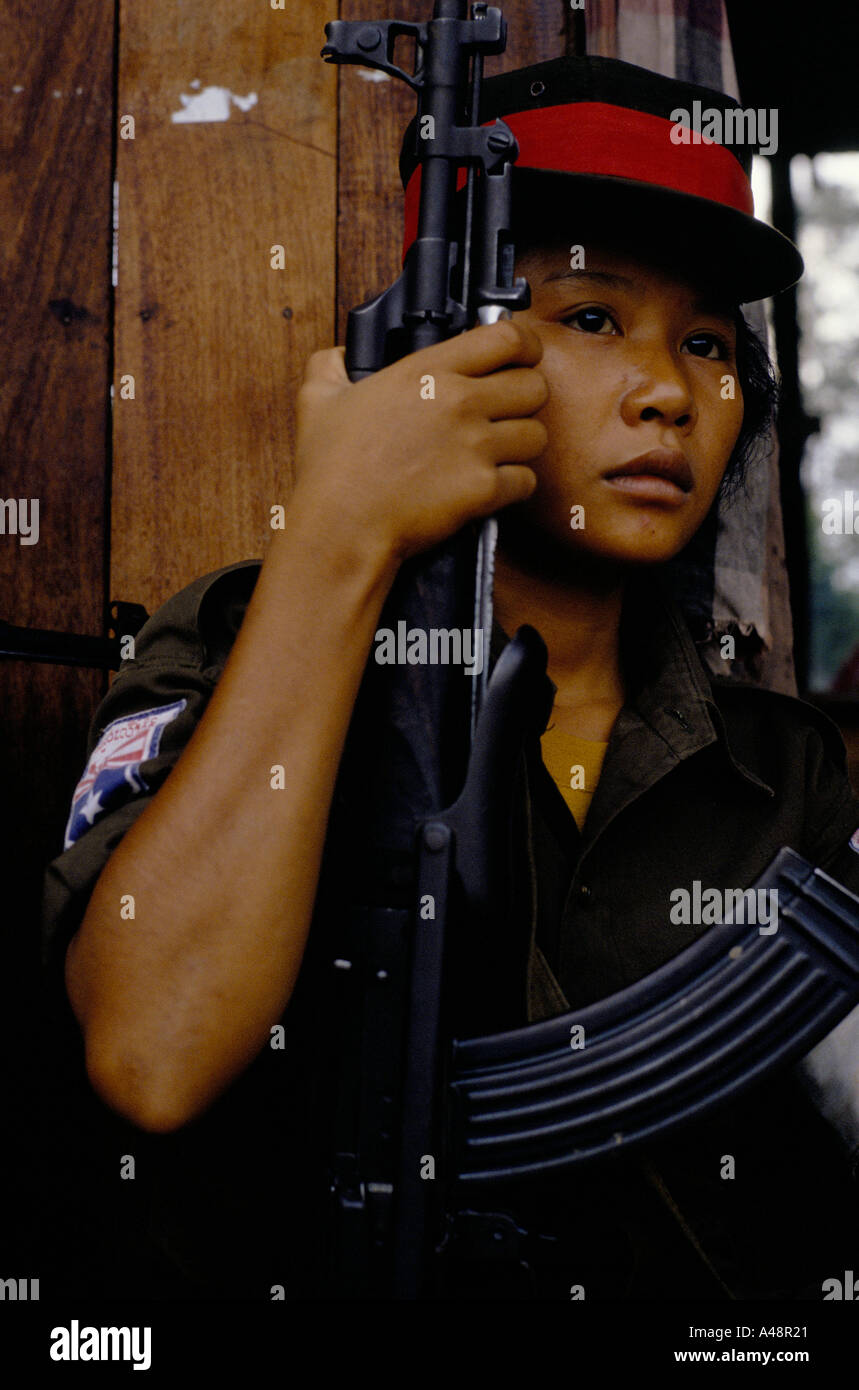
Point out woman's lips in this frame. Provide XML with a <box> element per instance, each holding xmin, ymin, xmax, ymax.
<box><xmin>603</xmin><ymin>474</ymin><xmax>689</xmax><ymax>505</ymax></box>
<box><xmin>602</xmin><ymin>449</ymin><xmax>693</xmax><ymax>506</ymax></box>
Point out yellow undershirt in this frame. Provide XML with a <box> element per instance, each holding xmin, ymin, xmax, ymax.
<box><xmin>540</xmin><ymin>726</ymin><xmax>609</xmax><ymax>830</ymax></box>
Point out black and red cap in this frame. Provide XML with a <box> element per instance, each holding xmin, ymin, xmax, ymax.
<box><xmin>398</xmin><ymin>54</ymin><xmax>803</xmax><ymax>303</ymax></box>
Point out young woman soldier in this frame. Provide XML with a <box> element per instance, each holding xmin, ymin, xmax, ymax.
<box><xmin>45</xmin><ymin>56</ymin><xmax>859</xmax><ymax>1297</ymax></box>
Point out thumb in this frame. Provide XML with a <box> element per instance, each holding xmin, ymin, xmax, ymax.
<box><xmin>301</xmin><ymin>345</ymin><xmax>350</xmax><ymax>393</ymax></box>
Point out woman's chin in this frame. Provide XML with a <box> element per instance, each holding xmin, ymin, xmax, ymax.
<box><xmin>562</xmin><ymin>511</ymin><xmax>705</xmax><ymax>567</ymax></box>
<box><xmin>497</xmin><ymin>507</ymin><xmax>697</xmax><ymax>577</ymax></box>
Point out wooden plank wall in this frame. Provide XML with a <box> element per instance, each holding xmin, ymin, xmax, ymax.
<box><xmin>0</xmin><ymin>2</ymin><xmax>113</xmax><ymax>958</ymax></box>
<box><xmin>0</xmin><ymin>0</ymin><xmax>115</xmax><ymax>1282</ymax></box>
<box><xmin>112</xmin><ymin>0</ymin><xmax>337</xmax><ymax>611</ymax></box>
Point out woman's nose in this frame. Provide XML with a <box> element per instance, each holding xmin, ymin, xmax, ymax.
<box><xmin>620</xmin><ymin>350</ymin><xmax>697</xmax><ymax>432</ymax></box>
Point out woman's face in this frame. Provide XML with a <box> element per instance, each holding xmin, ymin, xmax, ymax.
<box><xmin>509</xmin><ymin>241</ymin><xmax>745</xmax><ymax>566</ymax></box>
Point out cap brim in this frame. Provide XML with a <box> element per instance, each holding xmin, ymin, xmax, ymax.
<box><xmin>507</xmin><ymin>168</ymin><xmax>803</xmax><ymax>303</ymax></box>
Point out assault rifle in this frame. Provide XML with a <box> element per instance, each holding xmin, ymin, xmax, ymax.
<box><xmin>315</xmin><ymin>0</ymin><xmax>859</xmax><ymax>1299</ymax></box>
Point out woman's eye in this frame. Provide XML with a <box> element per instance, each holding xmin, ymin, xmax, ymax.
<box><xmin>683</xmin><ymin>333</ymin><xmax>728</xmax><ymax>359</ymax></box>
<box><xmin>563</xmin><ymin>307</ymin><xmax>617</xmax><ymax>334</ymax></box>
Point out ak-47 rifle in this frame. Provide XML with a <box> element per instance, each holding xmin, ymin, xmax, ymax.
<box><xmin>314</xmin><ymin>0</ymin><xmax>859</xmax><ymax>1299</ymax></box>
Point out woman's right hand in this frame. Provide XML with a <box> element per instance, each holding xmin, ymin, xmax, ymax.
<box><xmin>290</xmin><ymin>318</ymin><xmax>549</xmax><ymax>566</ymax></box>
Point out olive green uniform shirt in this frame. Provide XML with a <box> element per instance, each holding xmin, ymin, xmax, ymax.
<box><xmin>41</xmin><ymin>559</ymin><xmax>859</xmax><ymax>1299</ymax></box>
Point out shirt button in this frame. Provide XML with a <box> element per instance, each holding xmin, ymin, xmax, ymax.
<box><xmin>578</xmin><ymin>883</ymin><xmax>593</xmax><ymax>904</ymax></box>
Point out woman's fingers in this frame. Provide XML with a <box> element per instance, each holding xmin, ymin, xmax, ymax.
<box><xmin>484</xmin><ymin>416</ymin><xmax>549</xmax><ymax>464</ymax></box>
<box><xmin>415</xmin><ymin>317</ymin><xmax>544</xmax><ymax>377</ymax></box>
<box><xmin>468</xmin><ymin>364</ymin><xmax>550</xmax><ymax>420</ymax></box>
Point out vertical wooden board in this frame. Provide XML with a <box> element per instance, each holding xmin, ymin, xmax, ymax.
<box><xmin>113</xmin><ymin>0</ymin><xmax>337</xmax><ymax>614</ymax></box>
<box><xmin>0</xmin><ymin>3</ymin><xmax>112</xmax><ymax>934</ymax></box>
<box><xmin>336</xmin><ymin>0</ymin><xmax>568</xmax><ymax>344</ymax></box>
<box><xmin>496</xmin><ymin>0</ymin><xmax>570</xmax><ymax>70</ymax></box>
<box><xmin>0</xmin><ymin>0</ymin><xmax>112</xmax><ymax>631</ymax></box>
<box><xmin>586</xmin><ymin>0</ymin><xmax>618</xmax><ymax>58</ymax></box>
<box><xmin>0</xmin><ymin>0</ymin><xmax>115</xmax><ymax>1287</ymax></box>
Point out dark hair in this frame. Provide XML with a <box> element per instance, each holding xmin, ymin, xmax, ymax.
<box><xmin>723</xmin><ymin>310</ymin><xmax>780</xmax><ymax>503</ymax></box>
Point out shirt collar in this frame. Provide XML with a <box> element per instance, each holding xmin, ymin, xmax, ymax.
<box><xmin>489</xmin><ymin>573</ymin><xmax>775</xmax><ymax>806</ymax></box>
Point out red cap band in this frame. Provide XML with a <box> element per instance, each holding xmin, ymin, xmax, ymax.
<box><xmin>401</xmin><ymin>101</ymin><xmax>754</xmax><ymax>262</ymax></box>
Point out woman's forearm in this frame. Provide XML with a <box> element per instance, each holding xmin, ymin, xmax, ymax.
<box><xmin>65</xmin><ymin>496</ymin><xmax>398</xmax><ymax>1132</ymax></box>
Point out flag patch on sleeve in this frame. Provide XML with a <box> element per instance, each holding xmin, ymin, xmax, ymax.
<box><xmin>851</xmin><ymin>826</ymin><xmax>859</xmax><ymax>856</ymax></box>
<box><xmin>64</xmin><ymin>699</ymin><xmax>187</xmax><ymax>849</ymax></box>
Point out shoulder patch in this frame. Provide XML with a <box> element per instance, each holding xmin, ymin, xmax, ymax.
<box><xmin>64</xmin><ymin>699</ymin><xmax>187</xmax><ymax>848</ymax></box>
<box><xmin>850</xmin><ymin>827</ymin><xmax>859</xmax><ymax>856</ymax></box>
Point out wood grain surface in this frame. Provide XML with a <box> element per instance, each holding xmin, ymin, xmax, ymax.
<box><xmin>111</xmin><ymin>0</ymin><xmax>337</xmax><ymax>612</ymax></box>
<box><xmin>0</xmin><ymin>1</ymin><xmax>113</xmax><ymax>930</ymax></box>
